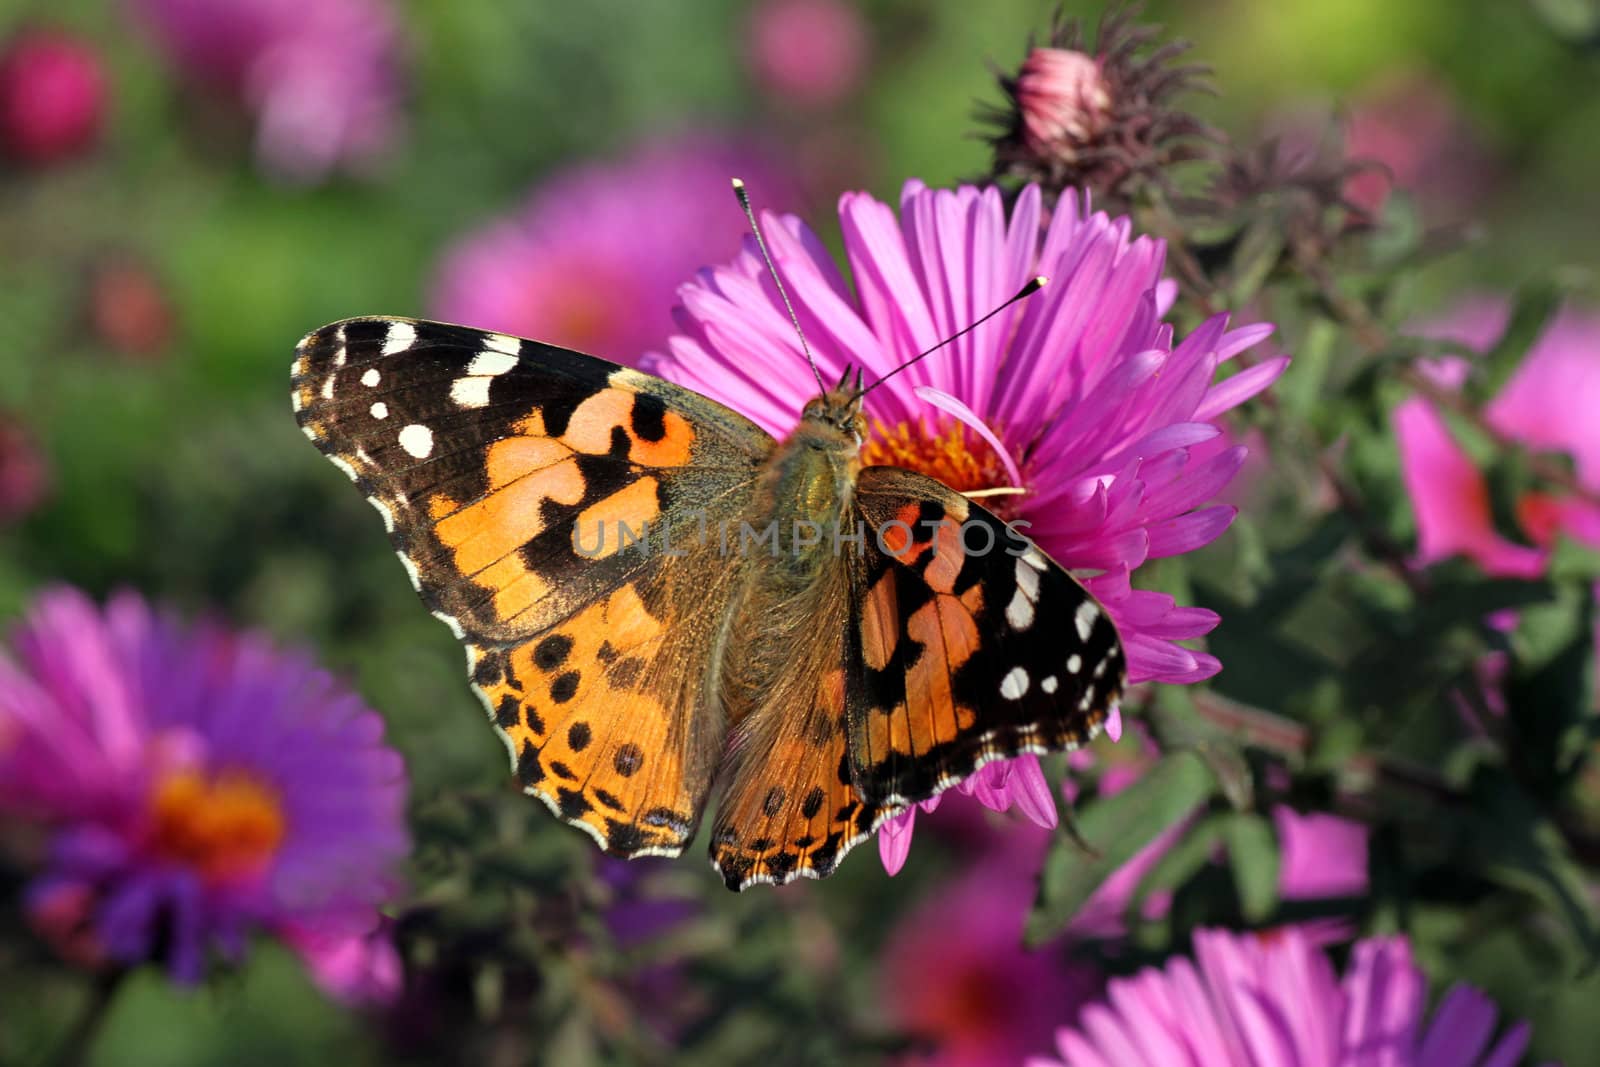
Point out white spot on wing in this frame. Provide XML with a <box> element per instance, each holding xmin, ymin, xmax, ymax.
<box><xmin>1066</xmin><ymin>654</ymin><xmax>1082</xmax><ymax>674</ymax></box>
<box><xmin>1016</xmin><ymin>558</ymin><xmax>1041</xmax><ymax>598</ymax></box>
<box><xmin>468</xmin><ymin>350</ymin><xmax>521</xmax><ymax>377</ymax></box>
<box><xmin>483</xmin><ymin>334</ymin><xmax>521</xmax><ymax>357</ymax></box>
<box><xmin>1006</xmin><ymin>557</ymin><xmax>1041</xmax><ymax>631</ymax></box>
<box><xmin>398</xmin><ymin>424</ymin><xmax>433</xmax><ymax>458</ymax></box>
<box><xmin>450</xmin><ymin>376</ymin><xmax>492</xmax><ymax>409</ymax></box>
<box><xmin>1074</xmin><ymin>601</ymin><xmax>1098</xmax><ymax>642</ymax></box>
<box><xmin>1006</xmin><ymin>589</ymin><xmax>1035</xmax><ymax>631</ymax></box>
<box><xmin>999</xmin><ymin>666</ymin><xmax>1029</xmax><ymax>700</ymax></box>
<box><xmin>370</xmin><ymin>401</ymin><xmax>388</xmax><ymax>420</ymax></box>
<box><xmin>382</xmin><ymin>321</ymin><xmax>416</xmax><ymax>355</ymax></box>
<box><xmin>321</xmin><ymin>374</ymin><xmax>337</xmax><ymax>400</ymax></box>
<box><xmin>362</xmin><ymin>367</ymin><xmax>381</xmax><ymax>387</ymax></box>
<box><xmin>1042</xmin><ymin>675</ymin><xmax>1059</xmax><ymax>694</ymax></box>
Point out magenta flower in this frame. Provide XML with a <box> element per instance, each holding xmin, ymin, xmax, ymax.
<box><xmin>432</xmin><ymin>136</ymin><xmax>795</xmax><ymax>366</ymax></box>
<box><xmin>880</xmin><ymin>858</ymin><xmax>1102</xmax><ymax>1067</ymax></box>
<box><xmin>0</xmin><ymin>28</ymin><xmax>105</xmax><ymax>165</ymax></box>
<box><xmin>128</xmin><ymin>0</ymin><xmax>404</xmax><ymax>181</ymax></box>
<box><xmin>1028</xmin><ymin>927</ymin><xmax>1537</xmax><ymax>1067</ymax></box>
<box><xmin>744</xmin><ymin>0</ymin><xmax>869</xmax><ymax>110</ymax></box>
<box><xmin>1396</xmin><ymin>300</ymin><xmax>1600</xmax><ymax>576</ymax></box>
<box><xmin>0</xmin><ymin>587</ymin><xmax>409</xmax><ymax>997</ymax></box>
<box><xmin>650</xmin><ymin>179</ymin><xmax>1283</xmax><ymax>870</ymax></box>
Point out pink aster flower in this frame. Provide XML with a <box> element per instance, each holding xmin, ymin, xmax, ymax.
<box><xmin>432</xmin><ymin>135</ymin><xmax>796</xmax><ymax>365</ymax></box>
<box><xmin>1396</xmin><ymin>299</ymin><xmax>1600</xmax><ymax>575</ymax></box>
<box><xmin>0</xmin><ymin>587</ymin><xmax>409</xmax><ymax>998</ymax></box>
<box><xmin>128</xmin><ymin>0</ymin><xmax>404</xmax><ymax>182</ymax></box>
<box><xmin>0</xmin><ymin>27</ymin><xmax>106</xmax><ymax>165</ymax></box>
<box><xmin>1029</xmin><ymin>927</ymin><xmax>1538</xmax><ymax>1067</ymax></box>
<box><xmin>649</xmin><ymin>180</ymin><xmax>1283</xmax><ymax>871</ymax></box>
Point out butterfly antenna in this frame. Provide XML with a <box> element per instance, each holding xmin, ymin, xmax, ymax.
<box><xmin>856</xmin><ymin>276</ymin><xmax>1048</xmax><ymax>400</ymax></box>
<box><xmin>732</xmin><ymin>177</ymin><xmax>828</xmax><ymax>395</ymax></box>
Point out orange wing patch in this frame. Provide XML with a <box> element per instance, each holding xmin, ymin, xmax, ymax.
<box><xmin>473</xmin><ymin>581</ymin><xmax>706</xmax><ymax>857</ymax></box>
<box><xmin>710</xmin><ymin>667</ymin><xmax>889</xmax><ymax>889</ymax></box>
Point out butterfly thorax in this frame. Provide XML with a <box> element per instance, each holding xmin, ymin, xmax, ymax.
<box><xmin>714</xmin><ymin>391</ymin><xmax>864</xmax><ymax>729</ymax></box>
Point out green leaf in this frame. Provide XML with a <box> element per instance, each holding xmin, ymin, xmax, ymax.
<box><xmin>1466</xmin><ymin>771</ymin><xmax>1600</xmax><ymax>968</ymax></box>
<box><xmin>1026</xmin><ymin>751</ymin><xmax>1215</xmax><ymax>947</ymax></box>
<box><xmin>1507</xmin><ymin>581</ymin><xmax>1595</xmax><ymax>783</ymax></box>
<box><xmin>1468</xmin><ymin>281</ymin><xmax>1565</xmax><ymax>404</ymax></box>
<box><xmin>1149</xmin><ymin>687</ymin><xmax>1253</xmax><ymax>810</ymax></box>
<box><xmin>1223</xmin><ymin>813</ymin><xmax>1282</xmax><ymax>922</ymax></box>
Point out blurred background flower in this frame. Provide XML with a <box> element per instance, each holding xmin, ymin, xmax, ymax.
<box><xmin>127</xmin><ymin>0</ymin><xmax>405</xmax><ymax>182</ymax></box>
<box><xmin>744</xmin><ymin>0</ymin><xmax>869</xmax><ymax>111</ymax></box>
<box><xmin>0</xmin><ymin>416</ymin><xmax>50</xmax><ymax>526</ymax></box>
<box><xmin>431</xmin><ymin>135</ymin><xmax>798</xmax><ymax>363</ymax></box>
<box><xmin>0</xmin><ymin>27</ymin><xmax>105</xmax><ymax>166</ymax></box>
<box><xmin>0</xmin><ymin>587</ymin><xmax>408</xmax><ymax>998</ymax></box>
<box><xmin>1396</xmin><ymin>299</ymin><xmax>1600</xmax><ymax>575</ymax></box>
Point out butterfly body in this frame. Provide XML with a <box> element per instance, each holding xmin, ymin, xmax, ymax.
<box><xmin>293</xmin><ymin>317</ymin><xmax>1126</xmax><ymax>889</ymax></box>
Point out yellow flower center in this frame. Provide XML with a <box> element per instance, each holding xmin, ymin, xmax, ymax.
<box><xmin>861</xmin><ymin>418</ymin><xmax>1022</xmax><ymax>518</ymax></box>
<box><xmin>148</xmin><ymin>769</ymin><xmax>285</xmax><ymax>883</ymax></box>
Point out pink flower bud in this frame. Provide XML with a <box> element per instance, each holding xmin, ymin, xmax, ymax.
<box><xmin>1015</xmin><ymin>47</ymin><xmax>1111</xmax><ymax>160</ymax></box>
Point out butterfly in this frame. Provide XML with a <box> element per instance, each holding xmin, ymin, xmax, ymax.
<box><xmin>291</xmin><ymin>311</ymin><xmax>1126</xmax><ymax>890</ymax></box>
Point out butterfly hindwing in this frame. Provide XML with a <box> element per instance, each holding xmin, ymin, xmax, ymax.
<box><xmin>847</xmin><ymin>466</ymin><xmax>1127</xmax><ymax>808</ymax></box>
<box><xmin>292</xmin><ymin>317</ymin><xmax>774</xmax><ymax>856</ymax></box>
<box><xmin>707</xmin><ymin>563</ymin><xmax>888</xmax><ymax>890</ymax></box>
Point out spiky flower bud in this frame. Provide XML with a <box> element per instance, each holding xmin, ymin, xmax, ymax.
<box><xmin>982</xmin><ymin>6</ymin><xmax>1219</xmax><ymax>207</ymax></box>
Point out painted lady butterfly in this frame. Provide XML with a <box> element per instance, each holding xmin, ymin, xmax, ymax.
<box><xmin>292</xmin><ymin>283</ymin><xmax>1125</xmax><ymax>892</ymax></box>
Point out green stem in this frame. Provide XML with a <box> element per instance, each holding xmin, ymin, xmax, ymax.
<box><xmin>51</xmin><ymin>968</ymin><xmax>124</xmax><ymax>1067</ymax></box>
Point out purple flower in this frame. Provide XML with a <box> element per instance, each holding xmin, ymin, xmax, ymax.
<box><xmin>128</xmin><ymin>0</ymin><xmax>404</xmax><ymax>182</ymax></box>
<box><xmin>432</xmin><ymin>135</ymin><xmax>796</xmax><ymax>365</ymax></box>
<box><xmin>0</xmin><ymin>587</ymin><xmax>409</xmax><ymax>997</ymax></box>
<box><xmin>649</xmin><ymin>180</ymin><xmax>1283</xmax><ymax>870</ymax></box>
<box><xmin>1029</xmin><ymin>927</ymin><xmax>1539</xmax><ymax>1067</ymax></box>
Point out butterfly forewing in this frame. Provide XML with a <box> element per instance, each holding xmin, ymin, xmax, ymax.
<box><xmin>292</xmin><ymin>317</ymin><xmax>773</xmax><ymax>857</ymax></box>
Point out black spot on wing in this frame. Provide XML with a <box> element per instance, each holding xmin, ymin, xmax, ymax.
<box><xmin>631</xmin><ymin>391</ymin><xmax>668</xmax><ymax>442</ymax></box>
<box><xmin>614</xmin><ymin>744</ymin><xmax>644</xmax><ymax>777</ymax></box>
<box><xmin>517</xmin><ymin>741</ymin><xmax>544</xmax><ymax>786</ymax></box>
<box><xmin>534</xmin><ymin>634</ymin><xmax>572</xmax><ymax>669</ymax></box>
<box><xmin>566</xmin><ymin>721</ymin><xmax>592</xmax><ymax>751</ymax></box>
